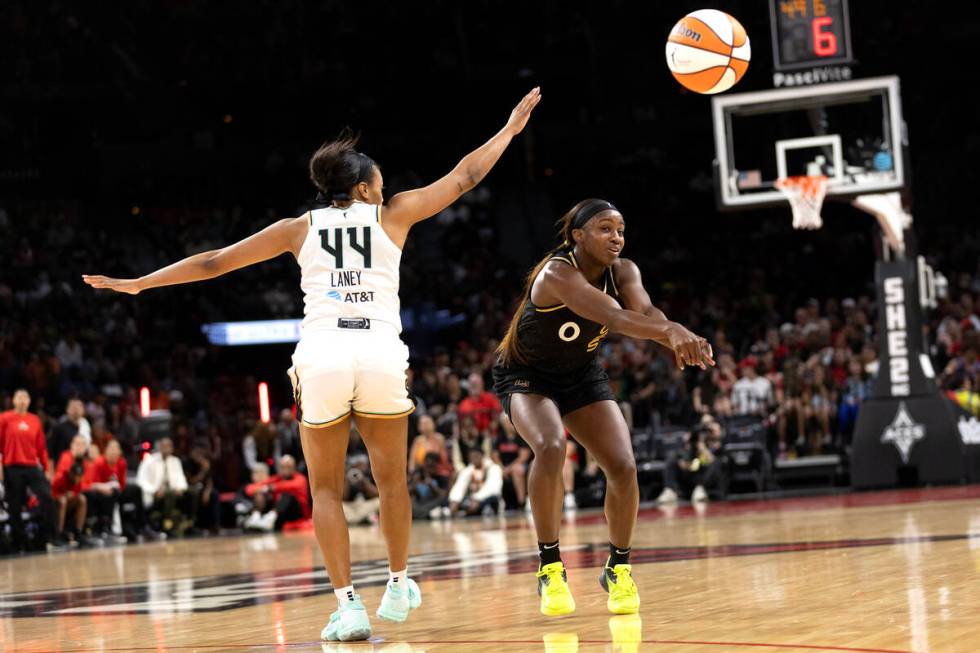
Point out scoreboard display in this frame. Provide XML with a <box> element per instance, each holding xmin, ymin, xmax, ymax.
<box><xmin>769</xmin><ymin>0</ymin><xmax>853</xmax><ymax>70</ymax></box>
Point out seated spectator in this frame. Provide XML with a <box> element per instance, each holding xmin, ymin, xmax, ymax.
<box><xmin>235</xmin><ymin>462</ymin><xmax>269</xmax><ymax>527</ymax></box>
<box><xmin>448</xmin><ymin>448</ymin><xmax>503</xmax><ymax>517</ymax></box>
<box><xmin>137</xmin><ymin>437</ymin><xmax>192</xmax><ymax>536</ymax></box>
<box><xmin>87</xmin><ymin>439</ymin><xmax>162</xmax><ymax>542</ymax></box>
<box><xmin>838</xmin><ymin>359</ymin><xmax>872</xmax><ymax>441</ymax></box>
<box><xmin>657</xmin><ymin>418</ymin><xmax>726</xmax><ymax>504</ymax></box>
<box><xmin>51</xmin><ymin>434</ymin><xmax>100</xmax><ymax>546</ymax></box>
<box><xmin>340</xmin><ymin>454</ymin><xmax>380</xmax><ymax>526</ymax></box>
<box><xmin>82</xmin><ymin>441</ymin><xmax>125</xmax><ymax>544</ymax></box>
<box><xmin>409</xmin><ymin>415</ymin><xmax>452</xmax><ymax>477</ymax></box>
<box><xmin>275</xmin><ymin>409</ymin><xmax>304</xmax><ymax>472</ymax></box>
<box><xmin>185</xmin><ymin>444</ymin><xmax>221</xmax><ymax>534</ymax></box>
<box><xmin>243</xmin><ymin>421</ymin><xmax>282</xmax><ymax>472</ymax></box>
<box><xmin>243</xmin><ymin>455</ymin><xmax>310</xmax><ymax>532</ymax></box>
<box><xmin>0</xmin><ymin>389</ymin><xmax>60</xmax><ymax>552</ymax></box>
<box><xmin>801</xmin><ymin>364</ymin><xmax>832</xmax><ymax>454</ymax></box>
<box><xmin>451</xmin><ymin>416</ymin><xmax>492</xmax><ymax>472</ymax></box>
<box><xmin>776</xmin><ymin>356</ymin><xmax>805</xmax><ymax>459</ymax></box>
<box><xmin>950</xmin><ymin>377</ymin><xmax>980</xmax><ymax>417</ymax></box>
<box><xmin>48</xmin><ymin>398</ymin><xmax>91</xmax><ymax>474</ymax></box>
<box><xmin>731</xmin><ymin>357</ymin><xmax>775</xmax><ymax>417</ymax></box>
<box><xmin>492</xmin><ymin>414</ymin><xmax>530</xmax><ymax>509</ymax></box>
<box><xmin>410</xmin><ymin>452</ymin><xmax>451</xmax><ymax>519</ymax></box>
<box><xmin>458</xmin><ymin>371</ymin><xmax>502</xmax><ymax>435</ymax></box>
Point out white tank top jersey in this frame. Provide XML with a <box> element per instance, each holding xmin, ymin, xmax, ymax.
<box><xmin>297</xmin><ymin>202</ymin><xmax>403</xmax><ymax>332</ymax></box>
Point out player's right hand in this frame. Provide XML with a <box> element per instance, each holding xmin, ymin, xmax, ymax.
<box><xmin>82</xmin><ymin>275</ymin><xmax>143</xmax><ymax>295</ymax></box>
<box><xmin>504</xmin><ymin>87</ymin><xmax>542</xmax><ymax>136</ymax></box>
<box><xmin>667</xmin><ymin>323</ymin><xmax>715</xmax><ymax>370</ymax></box>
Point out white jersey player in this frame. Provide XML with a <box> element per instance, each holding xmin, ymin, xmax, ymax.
<box><xmin>83</xmin><ymin>87</ymin><xmax>541</xmax><ymax>642</ymax></box>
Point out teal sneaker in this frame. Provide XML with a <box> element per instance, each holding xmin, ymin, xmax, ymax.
<box><xmin>321</xmin><ymin>596</ymin><xmax>372</xmax><ymax>642</ymax></box>
<box><xmin>375</xmin><ymin>578</ymin><xmax>422</xmax><ymax>623</ymax></box>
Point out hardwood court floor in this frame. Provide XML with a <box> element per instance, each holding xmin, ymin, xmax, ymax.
<box><xmin>3</xmin><ymin>486</ymin><xmax>980</xmax><ymax>653</ymax></box>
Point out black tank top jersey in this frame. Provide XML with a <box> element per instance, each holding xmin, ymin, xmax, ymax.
<box><xmin>513</xmin><ymin>246</ymin><xmax>621</xmax><ymax>377</ymax></box>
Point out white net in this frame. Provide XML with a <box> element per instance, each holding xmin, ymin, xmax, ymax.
<box><xmin>775</xmin><ymin>176</ymin><xmax>828</xmax><ymax>230</ymax></box>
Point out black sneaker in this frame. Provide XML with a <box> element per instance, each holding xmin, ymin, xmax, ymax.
<box><xmin>142</xmin><ymin>526</ymin><xmax>167</xmax><ymax>541</ymax></box>
<box><xmin>78</xmin><ymin>534</ymin><xmax>104</xmax><ymax>548</ymax></box>
<box><xmin>100</xmin><ymin>532</ymin><xmax>129</xmax><ymax>546</ymax></box>
<box><xmin>46</xmin><ymin>535</ymin><xmax>70</xmax><ymax>553</ymax></box>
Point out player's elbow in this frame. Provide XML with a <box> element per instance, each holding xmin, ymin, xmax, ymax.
<box><xmin>607</xmin><ymin>310</ymin><xmax>630</xmax><ymax>335</ymax></box>
<box><xmin>457</xmin><ymin>167</ymin><xmax>482</xmax><ymax>193</ymax></box>
<box><xmin>200</xmin><ymin>251</ymin><xmax>224</xmax><ymax>275</ymax></box>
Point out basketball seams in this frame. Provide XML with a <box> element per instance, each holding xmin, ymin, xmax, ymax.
<box><xmin>671</xmin><ymin>64</ymin><xmax>729</xmax><ymax>79</ymax></box>
<box><xmin>672</xmin><ymin>65</ymin><xmax>728</xmax><ymax>93</ymax></box>
<box><xmin>686</xmin><ymin>15</ymin><xmax>731</xmax><ymax>50</ymax></box>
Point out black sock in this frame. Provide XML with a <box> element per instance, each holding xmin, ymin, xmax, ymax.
<box><xmin>608</xmin><ymin>542</ymin><xmax>631</xmax><ymax>567</ymax></box>
<box><xmin>538</xmin><ymin>540</ymin><xmax>561</xmax><ymax>567</ymax></box>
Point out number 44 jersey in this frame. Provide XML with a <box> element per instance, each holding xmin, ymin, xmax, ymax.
<box><xmin>298</xmin><ymin>202</ymin><xmax>403</xmax><ymax>332</ymax></box>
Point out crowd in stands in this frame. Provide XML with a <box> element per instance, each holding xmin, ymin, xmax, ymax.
<box><xmin>2</xmin><ymin>191</ymin><xmax>979</xmax><ymax>553</ymax></box>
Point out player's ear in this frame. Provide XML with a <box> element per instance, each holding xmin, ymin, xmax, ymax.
<box><xmin>571</xmin><ymin>227</ymin><xmax>583</xmax><ymax>244</ymax></box>
<box><xmin>355</xmin><ymin>181</ymin><xmax>370</xmax><ymax>201</ymax></box>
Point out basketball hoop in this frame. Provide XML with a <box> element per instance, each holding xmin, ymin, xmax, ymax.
<box><xmin>775</xmin><ymin>176</ymin><xmax>828</xmax><ymax>230</ymax></box>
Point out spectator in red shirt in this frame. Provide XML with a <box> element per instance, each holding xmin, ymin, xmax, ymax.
<box><xmin>0</xmin><ymin>389</ymin><xmax>60</xmax><ymax>551</ymax></box>
<box><xmin>458</xmin><ymin>372</ymin><xmax>502</xmax><ymax>435</ymax></box>
<box><xmin>242</xmin><ymin>455</ymin><xmax>309</xmax><ymax>532</ymax></box>
<box><xmin>84</xmin><ymin>440</ymin><xmax>139</xmax><ymax>543</ymax></box>
<box><xmin>51</xmin><ymin>434</ymin><xmax>99</xmax><ymax>546</ymax></box>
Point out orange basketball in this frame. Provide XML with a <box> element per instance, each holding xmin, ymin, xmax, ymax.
<box><xmin>666</xmin><ymin>9</ymin><xmax>751</xmax><ymax>94</ymax></box>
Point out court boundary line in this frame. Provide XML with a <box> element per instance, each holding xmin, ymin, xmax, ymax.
<box><xmin>17</xmin><ymin>638</ymin><xmax>916</xmax><ymax>653</ymax></box>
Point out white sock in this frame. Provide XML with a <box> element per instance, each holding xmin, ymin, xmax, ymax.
<box><xmin>334</xmin><ymin>585</ymin><xmax>356</xmax><ymax>604</ymax></box>
<box><xmin>389</xmin><ymin>568</ymin><xmax>407</xmax><ymax>587</ymax></box>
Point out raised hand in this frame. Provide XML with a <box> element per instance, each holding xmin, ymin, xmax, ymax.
<box><xmin>81</xmin><ymin>275</ymin><xmax>143</xmax><ymax>295</ymax></box>
<box><xmin>504</xmin><ymin>87</ymin><xmax>542</xmax><ymax>136</ymax></box>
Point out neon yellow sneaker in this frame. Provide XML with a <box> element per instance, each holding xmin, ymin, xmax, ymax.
<box><xmin>599</xmin><ymin>562</ymin><xmax>640</xmax><ymax>614</ymax></box>
<box><xmin>536</xmin><ymin>562</ymin><xmax>576</xmax><ymax>616</ymax></box>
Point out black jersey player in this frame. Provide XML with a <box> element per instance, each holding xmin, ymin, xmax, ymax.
<box><xmin>493</xmin><ymin>198</ymin><xmax>714</xmax><ymax>617</ymax></box>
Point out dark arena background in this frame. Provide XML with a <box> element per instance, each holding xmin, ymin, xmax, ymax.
<box><xmin>2</xmin><ymin>2</ymin><xmax>979</xmax><ymax>652</ymax></box>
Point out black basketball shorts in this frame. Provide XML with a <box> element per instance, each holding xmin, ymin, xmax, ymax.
<box><xmin>492</xmin><ymin>358</ymin><xmax>615</xmax><ymax>417</ymax></box>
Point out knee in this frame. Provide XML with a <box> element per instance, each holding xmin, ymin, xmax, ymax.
<box><xmin>373</xmin><ymin>467</ymin><xmax>407</xmax><ymax>493</ymax></box>
<box><xmin>530</xmin><ymin>435</ymin><xmax>566</xmax><ymax>468</ymax></box>
<box><xmin>603</xmin><ymin>455</ymin><xmax>637</xmax><ymax>484</ymax></box>
<box><xmin>311</xmin><ymin>485</ymin><xmax>343</xmax><ymax>506</ymax></box>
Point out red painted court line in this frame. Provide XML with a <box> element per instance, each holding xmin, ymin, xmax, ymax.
<box><xmin>17</xmin><ymin>639</ymin><xmax>916</xmax><ymax>653</ymax></box>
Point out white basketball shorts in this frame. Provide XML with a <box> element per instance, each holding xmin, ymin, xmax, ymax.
<box><xmin>287</xmin><ymin>321</ymin><xmax>414</xmax><ymax>428</ymax></box>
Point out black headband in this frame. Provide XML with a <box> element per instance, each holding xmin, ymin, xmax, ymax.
<box><xmin>315</xmin><ymin>152</ymin><xmax>376</xmax><ymax>203</ymax></box>
<box><xmin>571</xmin><ymin>199</ymin><xmax>618</xmax><ymax>230</ymax></box>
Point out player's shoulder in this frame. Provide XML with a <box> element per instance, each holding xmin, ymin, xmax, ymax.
<box><xmin>612</xmin><ymin>257</ymin><xmax>641</xmax><ymax>281</ymax></box>
<box><xmin>612</xmin><ymin>257</ymin><xmax>639</xmax><ymax>272</ymax></box>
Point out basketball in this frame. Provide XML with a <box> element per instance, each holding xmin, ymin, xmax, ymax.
<box><xmin>666</xmin><ymin>9</ymin><xmax>751</xmax><ymax>94</ymax></box>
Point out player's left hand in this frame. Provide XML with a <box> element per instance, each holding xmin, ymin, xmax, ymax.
<box><xmin>82</xmin><ymin>275</ymin><xmax>143</xmax><ymax>295</ymax></box>
<box><xmin>504</xmin><ymin>87</ymin><xmax>542</xmax><ymax>136</ymax></box>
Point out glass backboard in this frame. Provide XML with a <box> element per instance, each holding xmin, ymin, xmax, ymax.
<box><xmin>712</xmin><ymin>76</ymin><xmax>907</xmax><ymax>209</ymax></box>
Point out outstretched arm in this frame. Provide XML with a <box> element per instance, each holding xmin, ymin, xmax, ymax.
<box><xmin>540</xmin><ymin>261</ymin><xmax>714</xmax><ymax>369</ymax></box>
<box><xmin>83</xmin><ymin>216</ymin><xmax>307</xmax><ymax>294</ymax></box>
<box><xmin>382</xmin><ymin>88</ymin><xmax>541</xmax><ymax>243</ymax></box>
